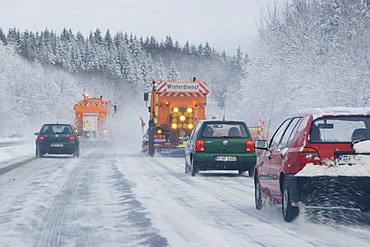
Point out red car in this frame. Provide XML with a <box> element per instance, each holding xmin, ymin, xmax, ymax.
<box><xmin>254</xmin><ymin>108</ymin><xmax>370</xmax><ymax>222</ymax></box>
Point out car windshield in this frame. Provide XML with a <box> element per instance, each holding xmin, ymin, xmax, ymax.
<box><xmin>40</xmin><ymin>125</ymin><xmax>73</xmax><ymax>134</ymax></box>
<box><xmin>310</xmin><ymin>116</ymin><xmax>370</xmax><ymax>143</ymax></box>
<box><xmin>201</xmin><ymin>123</ymin><xmax>249</xmax><ymax>138</ymax></box>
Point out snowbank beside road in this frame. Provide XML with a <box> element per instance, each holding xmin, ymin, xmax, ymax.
<box><xmin>0</xmin><ymin>140</ymin><xmax>35</xmax><ymax>169</ymax></box>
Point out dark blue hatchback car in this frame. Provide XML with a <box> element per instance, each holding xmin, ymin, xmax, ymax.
<box><xmin>35</xmin><ymin>124</ymin><xmax>80</xmax><ymax>158</ymax></box>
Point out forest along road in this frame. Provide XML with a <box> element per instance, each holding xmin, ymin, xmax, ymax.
<box><xmin>0</xmin><ymin>146</ymin><xmax>370</xmax><ymax>247</ymax></box>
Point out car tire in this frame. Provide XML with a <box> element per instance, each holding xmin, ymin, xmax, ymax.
<box><xmin>73</xmin><ymin>148</ymin><xmax>79</xmax><ymax>158</ymax></box>
<box><xmin>248</xmin><ymin>168</ymin><xmax>255</xmax><ymax>177</ymax></box>
<box><xmin>36</xmin><ymin>148</ymin><xmax>43</xmax><ymax>158</ymax></box>
<box><xmin>191</xmin><ymin>159</ymin><xmax>198</xmax><ymax>177</ymax></box>
<box><xmin>282</xmin><ymin>181</ymin><xmax>299</xmax><ymax>222</ymax></box>
<box><xmin>255</xmin><ymin>175</ymin><xmax>263</xmax><ymax>210</ymax></box>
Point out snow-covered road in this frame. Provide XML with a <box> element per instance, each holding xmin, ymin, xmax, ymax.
<box><xmin>0</xmin><ymin>144</ymin><xmax>370</xmax><ymax>247</ymax></box>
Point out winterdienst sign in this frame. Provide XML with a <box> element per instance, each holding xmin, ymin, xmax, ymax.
<box><xmin>166</xmin><ymin>83</ymin><xmax>199</xmax><ymax>92</ymax></box>
<box><xmin>156</xmin><ymin>80</ymin><xmax>209</xmax><ymax>96</ymax></box>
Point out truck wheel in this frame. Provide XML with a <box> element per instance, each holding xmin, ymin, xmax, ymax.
<box><xmin>255</xmin><ymin>175</ymin><xmax>263</xmax><ymax>210</ymax></box>
<box><xmin>185</xmin><ymin>159</ymin><xmax>190</xmax><ymax>174</ymax></box>
<box><xmin>282</xmin><ymin>181</ymin><xmax>299</xmax><ymax>222</ymax></box>
<box><xmin>191</xmin><ymin>159</ymin><xmax>198</xmax><ymax>177</ymax></box>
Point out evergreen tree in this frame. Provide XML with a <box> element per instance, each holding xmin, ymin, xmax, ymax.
<box><xmin>0</xmin><ymin>28</ymin><xmax>7</xmax><ymax>45</ymax></box>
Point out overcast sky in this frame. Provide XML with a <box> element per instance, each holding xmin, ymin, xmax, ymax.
<box><xmin>0</xmin><ymin>0</ymin><xmax>284</xmax><ymax>55</ymax></box>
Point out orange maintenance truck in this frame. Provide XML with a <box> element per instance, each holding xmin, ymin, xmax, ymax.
<box><xmin>74</xmin><ymin>94</ymin><xmax>117</xmax><ymax>141</ymax></box>
<box><xmin>143</xmin><ymin>77</ymin><xmax>209</xmax><ymax>156</ymax></box>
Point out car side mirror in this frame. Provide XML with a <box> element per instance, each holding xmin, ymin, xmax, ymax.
<box><xmin>255</xmin><ymin>140</ymin><xmax>268</xmax><ymax>150</ymax></box>
<box><xmin>34</xmin><ymin>132</ymin><xmax>39</xmax><ymax>136</ymax></box>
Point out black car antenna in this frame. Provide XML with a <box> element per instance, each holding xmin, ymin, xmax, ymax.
<box><xmin>266</xmin><ymin>93</ymin><xmax>276</xmax><ymax>140</ymax></box>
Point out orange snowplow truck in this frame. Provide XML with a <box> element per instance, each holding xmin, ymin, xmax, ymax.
<box><xmin>74</xmin><ymin>94</ymin><xmax>117</xmax><ymax>141</ymax></box>
<box><xmin>143</xmin><ymin>77</ymin><xmax>209</xmax><ymax>156</ymax></box>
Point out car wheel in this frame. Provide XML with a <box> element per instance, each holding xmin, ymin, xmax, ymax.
<box><xmin>248</xmin><ymin>168</ymin><xmax>255</xmax><ymax>177</ymax></box>
<box><xmin>191</xmin><ymin>158</ymin><xmax>198</xmax><ymax>177</ymax></box>
<box><xmin>282</xmin><ymin>181</ymin><xmax>299</xmax><ymax>222</ymax></box>
<box><xmin>73</xmin><ymin>148</ymin><xmax>79</xmax><ymax>158</ymax></box>
<box><xmin>36</xmin><ymin>148</ymin><xmax>43</xmax><ymax>158</ymax></box>
<box><xmin>72</xmin><ymin>148</ymin><xmax>77</xmax><ymax>158</ymax></box>
<box><xmin>255</xmin><ymin>175</ymin><xmax>263</xmax><ymax>210</ymax></box>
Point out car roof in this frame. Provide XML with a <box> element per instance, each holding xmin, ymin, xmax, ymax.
<box><xmin>199</xmin><ymin>119</ymin><xmax>247</xmax><ymax>124</ymax></box>
<box><xmin>295</xmin><ymin>107</ymin><xmax>370</xmax><ymax>120</ymax></box>
<box><xmin>43</xmin><ymin>123</ymin><xmax>73</xmax><ymax>126</ymax></box>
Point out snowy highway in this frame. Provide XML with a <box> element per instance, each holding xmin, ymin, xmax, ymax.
<box><xmin>1</xmin><ymin>145</ymin><xmax>370</xmax><ymax>247</ymax></box>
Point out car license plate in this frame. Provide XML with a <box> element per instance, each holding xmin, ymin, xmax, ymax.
<box><xmin>215</xmin><ymin>156</ymin><xmax>237</xmax><ymax>162</ymax></box>
<box><xmin>154</xmin><ymin>139</ymin><xmax>166</xmax><ymax>143</ymax></box>
<box><xmin>338</xmin><ymin>154</ymin><xmax>354</xmax><ymax>165</ymax></box>
<box><xmin>50</xmin><ymin>143</ymin><xmax>63</xmax><ymax>147</ymax></box>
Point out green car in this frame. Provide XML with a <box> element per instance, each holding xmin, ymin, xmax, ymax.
<box><xmin>185</xmin><ymin>120</ymin><xmax>257</xmax><ymax>177</ymax></box>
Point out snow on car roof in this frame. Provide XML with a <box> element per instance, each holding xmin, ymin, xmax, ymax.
<box><xmin>297</xmin><ymin>107</ymin><xmax>370</xmax><ymax>119</ymax></box>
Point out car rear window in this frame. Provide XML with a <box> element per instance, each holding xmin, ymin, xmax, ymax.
<box><xmin>201</xmin><ymin>123</ymin><xmax>250</xmax><ymax>138</ymax></box>
<box><xmin>41</xmin><ymin>125</ymin><xmax>73</xmax><ymax>134</ymax></box>
<box><xmin>309</xmin><ymin>116</ymin><xmax>370</xmax><ymax>143</ymax></box>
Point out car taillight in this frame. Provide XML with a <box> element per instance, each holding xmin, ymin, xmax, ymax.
<box><xmin>246</xmin><ymin>140</ymin><xmax>255</xmax><ymax>152</ymax></box>
<box><xmin>298</xmin><ymin>147</ymin><xmax>320</xmax><ymax>165</ymax></box>
<box><xmin>38</xmin><ymin>135</ymin><xmax>45</xmax><ymax>140</ymax></box>
<box><xmin>195</xmin><ymin>140</ymin><xmax>205</xmax><ymax>152</ymax></box>
<box><xmin>69</xmin><ymin>135</ymin><xmax>76</xmax><ymax>141</ymax></box>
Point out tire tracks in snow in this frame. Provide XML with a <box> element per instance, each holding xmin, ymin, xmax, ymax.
<box><xmin>33</xmin><ymin>150</ymin><xmax>168</xmax><ymax>247</ymax></box>
<box><xmin>119</xmin><ymin>155</ymin><xmax>370</xmax><ymax>247</ymax></box>
<box><xmin>0</xmin><ymin>157</ymin><xmax>37</xmax><ymax>175</ymax></box>
<box><xmin>34</xmin><ymin>156</ymin><xmax>89</xmax><ymax>247</ymax></box>
<box><xmin>119</xmin><ymin>155</ymin><xmax>262</xmax><ymax>246</ymax></box>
